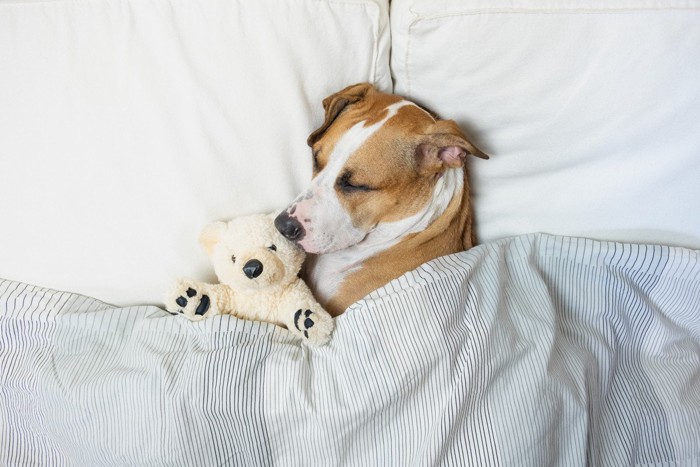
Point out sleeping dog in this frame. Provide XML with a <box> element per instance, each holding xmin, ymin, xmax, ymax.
<box><xmin>275</xmin><ymin>83</ymin><xmax>488</xmax><ymax>316</ymax></box>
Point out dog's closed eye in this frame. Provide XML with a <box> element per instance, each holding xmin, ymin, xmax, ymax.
<box><xmin>337</xmin><ymin>171</ymin><xmax>373</xmax><ymax>194</ymax></box>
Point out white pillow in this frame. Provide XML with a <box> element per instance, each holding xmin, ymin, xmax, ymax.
<box><xmin>0</xmin><ymin>0</ymin><xmax>391</xmax><ymax>305</ymax></box>
<box><xmin>391</xmin><ymin>0</ymin><xmax>700</xmax><ymax>249</ymax></box>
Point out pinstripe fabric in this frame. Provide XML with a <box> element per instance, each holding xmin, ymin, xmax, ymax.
<box><xmin>1</xmin><ymin>234</ymin><xmax>699</xmax><ymax>466</ymax></box>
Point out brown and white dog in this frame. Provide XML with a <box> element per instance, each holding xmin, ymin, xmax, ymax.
<box><xmin>275</xmin><ymin>83</ymin><xmax>488</xmax><ymax>316</ymax></box>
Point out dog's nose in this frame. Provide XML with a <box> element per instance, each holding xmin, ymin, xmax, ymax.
<box><xmin>274</xmin><ymin>211</ymin><xmax>305</xmax><ymax>241</ymax></box>
<box><xmin>243</xmin><ymin>259</ymin><xmax>263</xmax><ymax>279</ymax></box>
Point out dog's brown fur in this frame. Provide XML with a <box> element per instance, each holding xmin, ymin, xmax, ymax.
<box><xmin>288</xmin><ymin>83</ymin><xmax>488</xmax><ymax>316</ymax></box>
<box><xmin>325</xmin><ymin>176</ymin><xmax>476</xmax><ymax>314</ymax></box>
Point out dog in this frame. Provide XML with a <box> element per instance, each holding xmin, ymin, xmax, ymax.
<box><xmin>275</xmin><ymin>83</ymin><xmax>488</xmax><ymax>316</ymax></box>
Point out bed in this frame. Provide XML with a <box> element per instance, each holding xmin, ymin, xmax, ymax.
<box><xmin>1</xmin><ymin>0</ymin><xmax>699</xmax><ymax>465</ymax></box>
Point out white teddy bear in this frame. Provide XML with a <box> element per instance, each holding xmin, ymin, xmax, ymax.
<box><xmin>164</xmin><ymin>213</ymin><xmax>334</xmax><ymax>346</ymax></box>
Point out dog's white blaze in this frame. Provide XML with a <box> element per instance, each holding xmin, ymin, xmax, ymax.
<box><xmin>310</xmin><ymin>167</ymin><xmax>464</xmax><ymax>304</ymax></box>
<box><xmin>286</xmin><ymin>99</ymin><xmax>463</xmax><ymax>305</ymax></box>
<box><xmin>294</xmin><ymin>101</ymin><xmax>413</xmax><ymax>254</ymax></box>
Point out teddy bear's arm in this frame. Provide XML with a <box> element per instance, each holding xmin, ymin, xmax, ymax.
<box><xmin>164</xmin><ymin>278</ymin><xmax>236</xmax><ymax>321</ymax></box>
<box><xmin>205</xmin><ymin>283</ymin><xmax>237</xmax><ymax>314</ymax></box>
<box><xmin>278</xmin><ymin>281</ymin><xmax>335</xmax><ymax>347</ymax></box>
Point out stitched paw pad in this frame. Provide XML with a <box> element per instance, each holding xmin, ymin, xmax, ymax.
<box><xmin>165</xmin><ymin>279</ymin><xmax>216</xmax><ymax>321</ymax></box>
<box><xmin>293</xmin><ymin>308</ymin><xmax>334</xmax><ymax>347</ymax></box>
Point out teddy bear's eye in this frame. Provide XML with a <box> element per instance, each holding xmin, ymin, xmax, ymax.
<box><xmin>268</xmin><ymin>244</ymin><xmax>277</xmax><ymax>252</ymax></box>
<box><xmin>231</xmin><ymin>255</ymin><xmax>237</xmax><ymax>264</ymax></box>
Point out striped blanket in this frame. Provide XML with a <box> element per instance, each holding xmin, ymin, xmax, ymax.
<box><xmin>1</xmin><ymin>234</ymin><xmax>699</xmax><ymax>466</ymax></box>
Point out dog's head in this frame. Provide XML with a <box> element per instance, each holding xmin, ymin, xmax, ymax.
<box><xmin>275</xmin><ymin>83</ymin><xmax>488</xmax><ymax>254</ymax></box>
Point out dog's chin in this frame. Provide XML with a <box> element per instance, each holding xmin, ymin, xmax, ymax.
<box><xmin>298</xmin><ymin>237</ymin><xmax>356</xmax><ymax>256</ymax></box>
<box><xmin>297</xmin><ymin>241</ymin><xmax>330</xmax><ymax>255</ymax></box>
<box><xmin>299</xmin><ymin>230</ymin><xmax>374</xmax><ymax>255</ymax></box>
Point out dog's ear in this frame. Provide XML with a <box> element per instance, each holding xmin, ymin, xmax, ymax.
<box><xmin>416</xmin><ymin>120</ymin><xmax>489</xmax><ymax>174</ymax></box>
<box><xmin>307</xmin><ymin>83</ymin><xmax>375</xmax><ymax>146</ymax></box>
<box><xmin>199</xmin><ymin>221</ymin><xmax>227</xmax><ymax>255</ymax></box>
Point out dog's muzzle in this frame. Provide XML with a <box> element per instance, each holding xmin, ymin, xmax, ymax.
<box><xmin>274</xmin><ymin>211</ymin><xmax>305</xmax><ymax>242</ymax></box>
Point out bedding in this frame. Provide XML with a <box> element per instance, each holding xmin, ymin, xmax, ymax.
<box><xmin>2</xmin><ymin>0</ymin><xmax>699</xmax><ymax>309</ymax></box>
<box><xmin>2</xmin><ymin>233</ymin><xmax>699</xmax><ymax>466</ymax></box>
<box><xmin>391</xmin><ymin>0</ymin><xmax>700</xmax><ymax>249</ymax></box>
<box><xmin>0</xmin><ymin>0</ymin><xmax>391</xmax><ymax>306</ymax></box>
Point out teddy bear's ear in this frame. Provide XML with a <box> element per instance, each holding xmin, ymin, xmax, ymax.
<box><xmin>199</xmin><ymin>221</ymin><xmax>227</xmax><ymax>255</ymax></box>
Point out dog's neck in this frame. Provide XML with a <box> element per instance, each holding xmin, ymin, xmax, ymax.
<box><xmin>307</xmin><ymin>167</ymin><xmax>469</xmax><ymax>316</ymax></box>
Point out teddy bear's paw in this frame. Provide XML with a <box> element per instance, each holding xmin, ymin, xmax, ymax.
<box><xmin>293</xmin><ymin>308</ymin><xmax>334</xmax><ymax>347</ymax></box>
<box><xmin>165</xmin><ymin>279</ymin><xmax>217</xmax><ymax>321</ymax></box>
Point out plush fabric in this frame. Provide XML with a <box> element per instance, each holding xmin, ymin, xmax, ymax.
<box><xmin>163</xmin><ymin>213</ymin><xmax>334</xmax><ymax>346</ymax></box>
<box><xmin>0</xmin><ymin>0</ymin><xmax>391</xmax><ymax>306</ymax></box>
<box><xmin>2</xmin><ymin>234</ymin><xmax>699</xmax><ymax>466</ymax></box>
<box><xmin>391</xmin><ymin>0</ymin><xmax>700</xmax><ymax>249</ymax></box>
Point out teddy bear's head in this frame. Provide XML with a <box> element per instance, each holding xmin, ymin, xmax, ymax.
<box><xmin>199</xmin><ymin>213</ymin><xmax>305</xmax><ymax>291</ymax></box>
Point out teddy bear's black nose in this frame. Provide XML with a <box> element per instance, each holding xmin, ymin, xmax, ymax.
<box><xmin>275</xmin><ymin>211</ymin><xmax>305</xmax><ymax>242</ymax></box>
<box><xmin>243</xmin><ymin>259</ymin><xmax>263</xmax><ymax>279</ymax></box>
